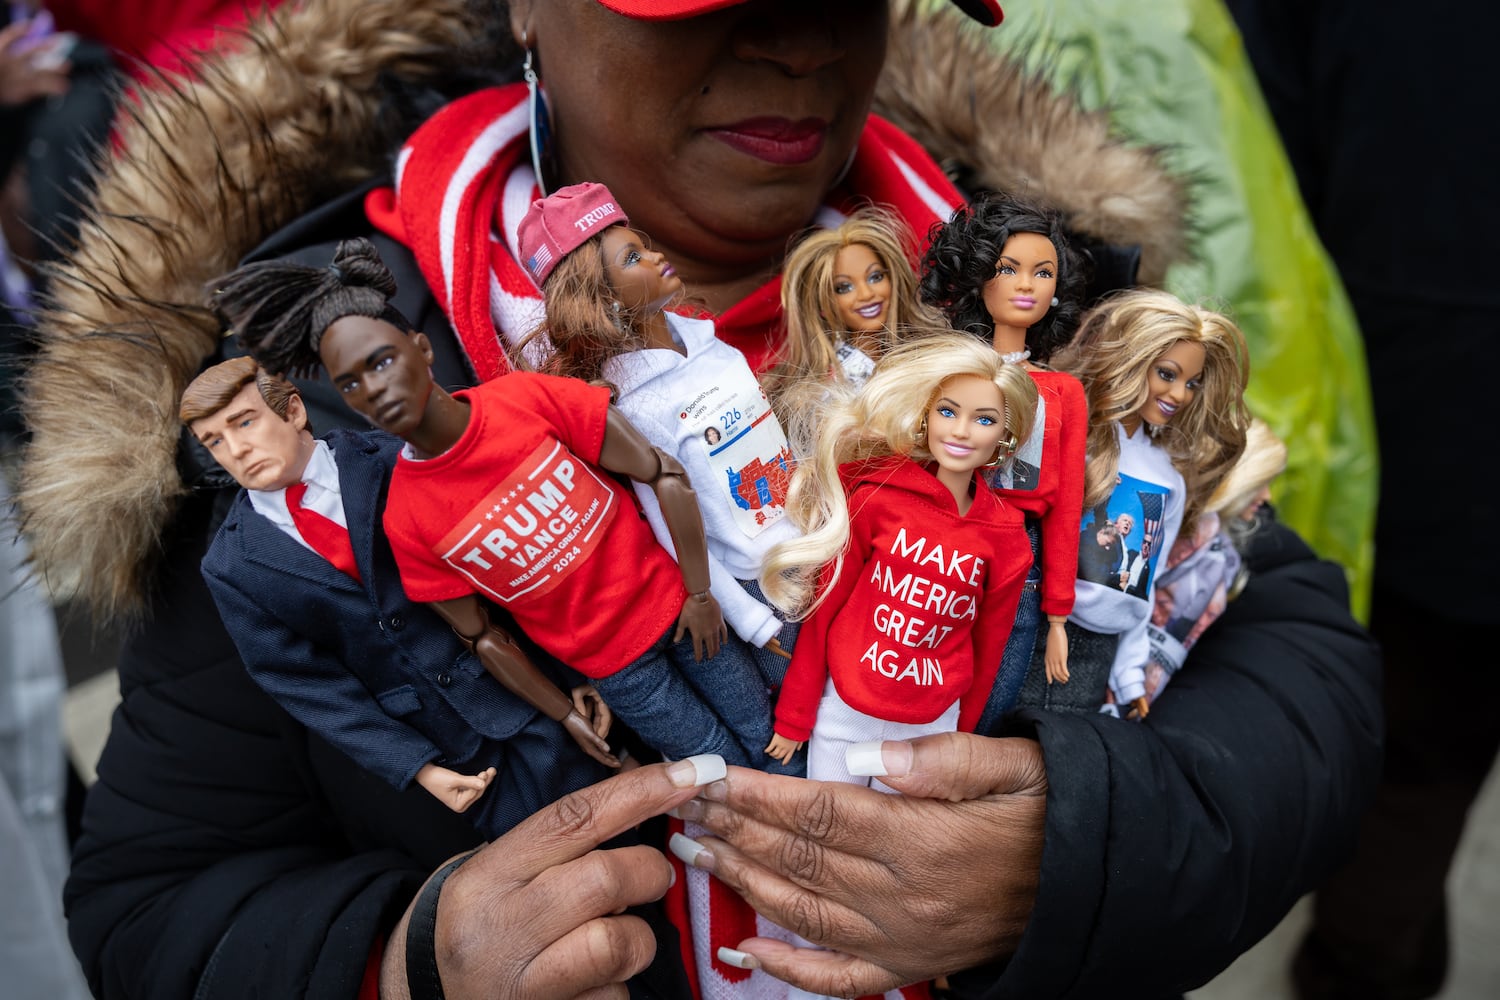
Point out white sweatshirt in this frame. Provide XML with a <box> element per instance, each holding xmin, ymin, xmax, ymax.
<box><xmin>1069</xmin><ymin>421</ymin><xmax>1185</xmax><ymax>703</ymax></box>
<box><xmin>603</xmin><ymin>313</ymin><xmax>800</xmax><ymax>647</ymax></box>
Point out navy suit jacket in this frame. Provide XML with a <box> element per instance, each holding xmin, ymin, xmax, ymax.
<box><xmin>201</xmin><ymin>428</ymin><xmax>609</xmax><ymax>838</ymax></box>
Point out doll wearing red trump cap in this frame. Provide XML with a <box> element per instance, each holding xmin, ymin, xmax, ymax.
<box><xmin>518</xmin><ymin>181</ymin><xmax>807</xmax><ymax>775</ymax></box>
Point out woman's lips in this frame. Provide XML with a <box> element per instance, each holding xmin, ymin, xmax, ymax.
<box><xmin>705</xmin><ymin>117</ymin><xmax>828</xmax><ymax>165</ymax></box>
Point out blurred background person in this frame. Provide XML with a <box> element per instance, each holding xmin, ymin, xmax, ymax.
<box><xmin>1223</xmin><ymin>2</ymin><xmax>1500</xmax><ymax>998</ymax></box>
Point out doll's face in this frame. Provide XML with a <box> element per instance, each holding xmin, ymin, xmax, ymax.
<box><xmin>926</xmin><ymin>374</ymin><xmax>1008</xmax><ymax>476</ymax></box>
<box><xmin>319</xmin><ymin>315</ymin><xmax>437</xmax><ymax>439</ymax></box>
<box><xmin>981</xmin><ymin>232</ymin><xmax>1058</xmax><ymax>333</ymax></box>
<box><xmin>601</xmin><ymin>226</ymin><xmax>683</xmax><ymax>314</ymax></box>
<box><xmin>1240</xmin><ymin>485</ymin><xmax>1272</xmax><ymax>522</ymax></box>
<box><xmin>829</xmin><ymin>242</ymin><xmax>891</xmax><ymax>335</ymax></box>
<box><xmin>1133</xmin><ymin>340</ymin><xmax>1206</xmax><ymax>433</ymax></box>
<box><xmin>190</xmin><ymin>382</ymin><xmax>313</xmax><ymax>493</ymax></box>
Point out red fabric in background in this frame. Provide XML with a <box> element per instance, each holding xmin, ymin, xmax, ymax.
<box><xmin>46</xmin><ymin>0</ymin><xmax>283</xmax><ymax>79</ymax></box>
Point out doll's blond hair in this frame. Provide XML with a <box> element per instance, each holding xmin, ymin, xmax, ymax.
<box><xmin>1054</xmin><ymin>289</ymin><xmax>1250</xmax><ymax>527</ymax></box>
<box><xmin>766</xmin><ymin>206</ymin><xmax>946</xmax><ymax>405</ymax></box>
<box><xmin>1207</xmin><ymin>417</ymin><xmax>1287</xmax><ymax>546</ymax></box>
<box><xmin>761</xmin><ymin>333</ymin><xmax>1038</xmax><ymax>617</ymax></box>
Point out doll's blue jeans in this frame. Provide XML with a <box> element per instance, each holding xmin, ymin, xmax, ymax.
<box><xmin>976</xmin><ymin>518</ymin><xmax>1043</xmax><ymax>736</ymax></box>
<box><xmin>592</xmin><ymin>623</ymin><xmax>805</xmax><ymax>777</ymax></box>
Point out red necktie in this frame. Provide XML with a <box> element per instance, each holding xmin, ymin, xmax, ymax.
<box><xmin>285</xmin><ymin>481</ymin><xmax>362</xmax><ymax>583</ymax></box>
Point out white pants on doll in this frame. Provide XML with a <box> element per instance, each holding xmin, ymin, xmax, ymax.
<box><xmin>807</xmin><ymin>678</ymin><xmax>961</xmax><ymax>788</ymax></box>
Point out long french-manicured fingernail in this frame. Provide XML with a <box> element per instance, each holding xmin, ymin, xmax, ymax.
<box><xmin>717</xmin><ymin>947</ymin><xmax>760</xmax><ymax>970</ymax></box>
<box><xmin>667</xmin><ymin>754</ymin><xmax>727</xmax><ymax>788</ymax></box>
<box><xmin>667</xmin><ymin>798</ymin><xmax>705</xmax><ymax>822</ymax></box>
<box><xmin>668</xmin><ymin>832</ymin><xmax>716</xmax><ymax>870</ymax></box>
<box><xmin>846</xmin><ymin>740</ymin><xmax>913</xmax><ymax>778</ymax></box>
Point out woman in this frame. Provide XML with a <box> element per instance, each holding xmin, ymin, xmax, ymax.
<box><xmin>20</xmin><ymin>1</ymin><xmax>1378</xmax><ymax>998</ymax></box>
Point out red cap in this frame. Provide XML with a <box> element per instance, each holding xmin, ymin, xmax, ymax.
<box><xmin>516</xmin><ymin>182</ymin><xmax>629</xmax><ymax>286</ymax></box>
<box><xmin>596</xmin><ymin>0</ymin><xmax>1003</xmax><ymax>26</ymax></box>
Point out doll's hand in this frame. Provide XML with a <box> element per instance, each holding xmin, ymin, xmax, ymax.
<box><xmin>762</xmin><ymin>636</ymin><xmax>793</xmax><ymax>660</ymax></box>
<box><xmin>676</xmin><ymin>734</ymin><xmax>1046</xmax><ymax>996</ymax></box>
<box><xmin>380</xmin><ymin>756</ymin><xmax>727</xmax><ymax>999</ymax></box>
<box><xmin>562</xmin><ymin>710</ymin><xmax>622</xmax><ymax>769</ymax></box>
<box><xmin>1043</xmin><ymin>621</ymin><xmax>1070</xmax><ymax>684</ymax></box>
<box><xmin>764</xmin><ymin>733</ymin><xmax>803</xmax><ymax>765</ymax></box>
<box><xmin>571</xmin><ymin>684</ymin><xmax>613</xmax><ymax>739</ymax></box>
<box><xmin>674</xmin><ymin>591</ymin><xmax>727</xmax><ymax>661</ymax></box>
<box><xmin>414</xmin><ymin>763</ymin><xmax>497</xmax><ymax>815</ymax></box>
<box><xmin>1125</xmin><ymin>696</ymin><xmax>1151</xmax><ymax>721</ymax></box>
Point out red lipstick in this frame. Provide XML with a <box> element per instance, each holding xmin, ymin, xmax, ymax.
<box><xmin>706</xmin><ymin>117</ymin><xmax>828</xmax><ymax>165</ymax></box>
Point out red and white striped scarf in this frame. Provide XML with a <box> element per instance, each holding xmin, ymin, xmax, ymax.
<box><xmin>365</xmin><ymin>82</ymin><xmax>965</xmax><ymax>380</ymax></box>
<box><xmin>367</xmin><ymin>83</ymin><xmax>955</xmax><ymax>1000</ymax></box>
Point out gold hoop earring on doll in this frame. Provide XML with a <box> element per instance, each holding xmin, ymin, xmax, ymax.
<box><xmin>984</xmin><ymin>432</ymin><xmax>1018</xmax><ymax>468</ymax></box>
<box><xmin>915</xmin><ymin>418</ymin><xmax>928</xmax><ymax>446</ymax></box>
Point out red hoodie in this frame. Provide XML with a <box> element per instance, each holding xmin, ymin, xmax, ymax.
<box><xmin>774</xmin><ymin>456</ymin><xmax>1032</xmax><ymax>742</ymax></box>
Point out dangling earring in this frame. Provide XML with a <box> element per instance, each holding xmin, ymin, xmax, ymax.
<box><xmin>914</xmin><ymin>418</ymin><xmax>928</xmax><ymax>446</ymax></box>
<box><xmin>609</xmin><ymin>300</ymin><xmax>625</xmax><ymax>332</ymax></box>
<box><xmin>523</xmin><ymin>39</ymin><xmax>556</xmax><ymax>195</ymax></box>
<box><xmin>1050</xmin><ymin>296</ymin><xmax>1060</xmax><ymax>307</ymax></box>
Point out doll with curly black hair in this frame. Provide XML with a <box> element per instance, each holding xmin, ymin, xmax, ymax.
<box><xmin>920</xmin><ymin>192</ymin><xmax>1091</xmax><ymax>730</ymax></box>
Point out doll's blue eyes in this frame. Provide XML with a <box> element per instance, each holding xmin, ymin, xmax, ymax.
<box><xmin>936</xmin><ymin>406</ymin><xmax>995</xmax><ymax>425</ymax></box>
<box><xmin>623</xmin><ymin>250</ymin><xmax>642</xmax><ymax>266</ymax></box>
<box><xmin>834</xmin><ymin>271</ymin><xmax>885</xmax><ymax>295</ymax></box>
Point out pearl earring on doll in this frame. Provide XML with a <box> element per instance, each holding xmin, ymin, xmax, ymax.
<box><xmin>1051</xmin><ymin>295</ymin><xmax>1060</xmax><ymax>307</ymax></box>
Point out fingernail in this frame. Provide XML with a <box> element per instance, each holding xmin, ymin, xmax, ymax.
<box><xmin>668</xmin><ymin>831</ymin><xmax>715</xmax><ymax>870</ymax></box>
<box><xmin>666</xmin><ymin>865</ymin><xmax>677</xmax><ymax>890</ymax></box>
<box><xmin>717</xmin><ymin>947</ymin><xmax>760</xmax><ymax>970</ymax></box>
<box><xmin>846</xmin><ymin>740</ymin><xmax>912</xmax><ymax>778</ymax></box>
<box><xmin>702</xmin><ymin>778</ymin><xmax>728</xmax><ymax>802</ymax></box>
<box><xmin>667</xmin><ymin>754</ymin><xmax>727</xmax><ymax>788</ymax></box>
<box><xmin>676</xmin><ymin>798</ymin><xmax>705</xmax><ymax>822</ymax></box>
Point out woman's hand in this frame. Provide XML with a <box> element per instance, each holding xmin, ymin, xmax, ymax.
<box><xmin>673</xmin><ymin>734</ymin><xmax>1048</xmax><ymax>997</ymax></box>
<box><xmin>380</xmin><ymin>755</ymin><xmax>726</xmax><ymax>1000</ymax></box>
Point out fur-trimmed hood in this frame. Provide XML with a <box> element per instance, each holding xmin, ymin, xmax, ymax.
<box><xmin>17</xmin><ymin>0</ymin><xmax>1186</xmax><ymax>619</ymax></box>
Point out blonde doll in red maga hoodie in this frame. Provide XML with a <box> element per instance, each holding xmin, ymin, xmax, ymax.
<box><xmin>761</xmin><ymin>333</ymin><xmax>1037</xmax><ymax>784</ymax></box>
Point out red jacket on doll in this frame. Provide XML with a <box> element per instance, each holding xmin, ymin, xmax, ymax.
<box><xmin>774</xmin><ymin>455</ymin><xmax>1032</xmax><ymax>742</ymax></box>
<box><xmin>989</xmin><ymin>368</ymin><xmax>1088</xmax><ymax>618</ymax></box>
